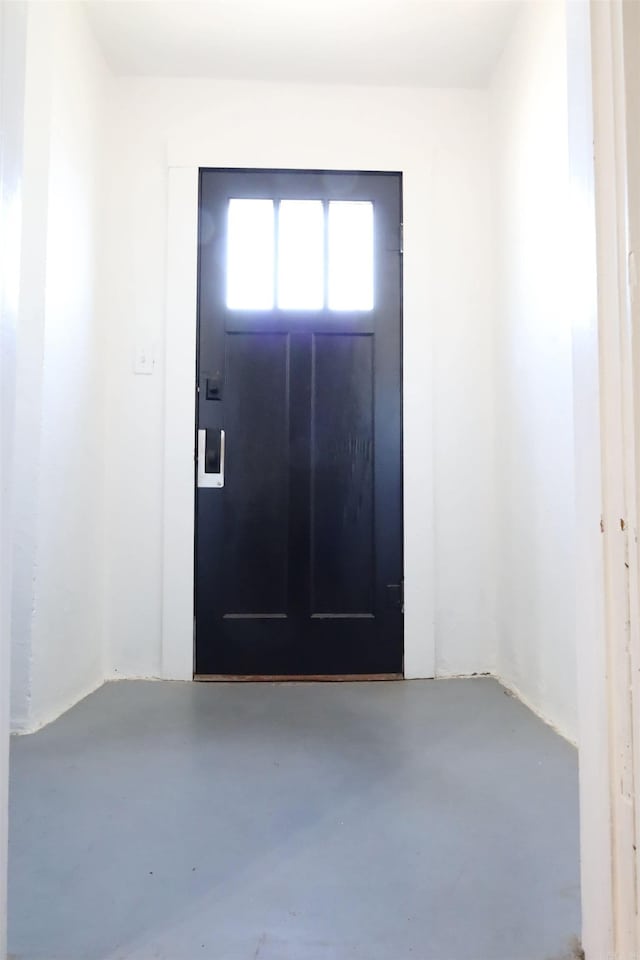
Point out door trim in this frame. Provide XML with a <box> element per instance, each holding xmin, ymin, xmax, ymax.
<box><xmin>162</xmin><ymin>164</ymin><xmax>426</xmax><ymax>682</ymax></box>
<box><xmin>568</xmin><ymin>1</ymin><xmax>640</xmax><ymax>956</ymax></box>
<box><xmin>162</xmin><ymin>167</ymin><xmax>199</xmax><ymax>681</ymax></box>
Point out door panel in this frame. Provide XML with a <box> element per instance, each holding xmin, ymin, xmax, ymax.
<box><xmin>223</xmin><ymin>333</ymin><xmax>290</xmax><ymax>616</ymax></box>
<box><xmin>195</xmin><ymin>169</ymin><xmax>403</xmax><ymax>677</ymax></box>
<box><xmin>311</xmin><ymin>334</ymin><xmax>374</xmax><ymax>616</ymax></box>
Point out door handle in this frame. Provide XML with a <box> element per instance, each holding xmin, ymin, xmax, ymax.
<box><xmin>197</xmin><ymin>428</ymin><xmax>225</xmax><ymax>488</ymax></box>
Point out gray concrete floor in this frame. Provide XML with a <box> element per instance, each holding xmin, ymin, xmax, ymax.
<box><xmin>8</xmin><ymin>679</ymin><xmax>580</xmax><ymax>960</ymax></box>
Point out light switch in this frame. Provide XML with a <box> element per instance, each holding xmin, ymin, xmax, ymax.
<box><xmin>134</xmin><ymin>344</ymin><xmax>154</xmax><ymax>375</ymax></box>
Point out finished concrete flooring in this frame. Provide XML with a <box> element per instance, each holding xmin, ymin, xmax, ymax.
<box><xmin>9</xmin><ymin>679</ymin><xmax>580</xmax><ymax>960</ymax></box>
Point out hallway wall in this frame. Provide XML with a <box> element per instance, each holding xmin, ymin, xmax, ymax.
<box><xmin>0</xmin><ymin>0</ymin><xmax>27</xmax><ymax>943</ymax></box>
<box><xmin>7</xmin><ymin>2</ymin><xmax>579</xmax><ymax>739</ymax></box>
<box><xmin>10</xmin><ymin>2</ymin><xmax>111</xmax><ymax>732</ymax></box>
<box><xmin>489</xmin><ymin>0</ymin><xmax>577</xmax><ymax>741</ymax></box>
<box><xmin>102</xmin><ymin>78</ymin><xmax>498</xmax><ymax>683</ymax></box>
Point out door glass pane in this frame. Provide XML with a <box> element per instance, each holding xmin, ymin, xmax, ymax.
<box><xmin>277</xmin><ymin>200</ymin><xmax>324</xmax><ymax>310</ymax></box>
<box><xmin>328</xmin><ymin>201</ymin><xmax>374</xmax><ymax>311</ymax></box>
<box><xmin>226</xmin><ymin>199</ymin><xmax>274</xmax><ymax>310</ymax></box>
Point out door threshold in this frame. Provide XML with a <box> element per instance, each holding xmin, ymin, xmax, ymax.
<box><xmin>194</xmin><ymin>673</ymin><xmax>404</xmax><ymax>682</ymax></box>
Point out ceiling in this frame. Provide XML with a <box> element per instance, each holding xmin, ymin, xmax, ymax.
<box><xmin>84</xmin><ymin>0</ymin><xmax>521</xmax><ymax>88</ymax></box>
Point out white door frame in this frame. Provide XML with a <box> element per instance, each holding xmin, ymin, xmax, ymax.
<box><xmin>161</xmin><ymin>166</ymin><xmax>416</xmax><ymax>679</ymax></box>
<box><xmin>161</xmin><ymin>167</ymin><xmax>199</xmax><ymax>682</ymax></box>
<box><xmin>161</xmin><ymin>160</ymin><xmax>438</xmax><ymax>683</ymax></box>
<box><xmin>567</xmin><ymin>1</ymin><xmax>640</xmax><ymax>957</ymax></box>
<box><xmin>163</xmin><ymin>168</ymin><xmax>407</xmax><ymax>681</ymax></box>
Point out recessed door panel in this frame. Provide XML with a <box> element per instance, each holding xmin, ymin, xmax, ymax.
<box><xmin>311</xmin><ymin>334</ymin><xmax>374</xmax><ymax>617</ymax></box>
<box><xmin>222</xmin><ymin>333</ymin><xmax>290</xmax><ymax>616</ymax></box>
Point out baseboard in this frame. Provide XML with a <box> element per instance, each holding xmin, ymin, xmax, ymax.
<box><xmin>11</xmin><ymin>670</ymin><xmax>576</xmax><ymax>746</ymax></box>
<box><xmin>493</xmin><ymin>674</ymin><xmax>578</xmax><ymax>747</ymax></box>
<box><xmin>11</xmin><ymin>677</ymin><xmax>106</xmax><ymax>736</ymax></box>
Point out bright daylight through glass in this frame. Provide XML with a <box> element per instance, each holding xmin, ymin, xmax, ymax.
<box><xmin>226</xmin><ymin>197</ymin><xmax>374</xmax><ymax>311</ymax></box>
<box><xmin>277</xmin><ymin>200</ymin><xmax>324</xmax><ymax>310</ymax></box>
<box><xmin>226</xmin><ymin>198</ymin><xmax>274</xmax><ymax>310</ymax></box>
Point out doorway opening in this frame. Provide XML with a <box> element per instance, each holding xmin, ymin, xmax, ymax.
<box><xmin>194</xmin><ymin>170</ymin><xmax>404</xmax><ymax>678</ymax></box>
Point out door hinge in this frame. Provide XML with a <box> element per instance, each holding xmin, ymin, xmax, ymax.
<box><xmin>386</xmin><ymin>581</ymin><xmax>404</xmax><ymax>611</ymax></box>
<box><xmin>386</xmin><ymin>223</ymin><xmax>403</xmax><ymax>254</ymax></box>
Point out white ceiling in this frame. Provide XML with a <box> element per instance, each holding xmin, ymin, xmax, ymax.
<box><xmin>85</xmin><ymin>0</ymin><xmax>521</xmax><ymax>87</ymax></box>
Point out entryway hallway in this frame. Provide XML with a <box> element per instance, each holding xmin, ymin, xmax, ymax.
<box><xmin>9</xmin><ymin>679</ymin><xmax>580</xmax><ymax>960</ymax></box>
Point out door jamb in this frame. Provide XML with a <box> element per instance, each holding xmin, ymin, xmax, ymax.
<box><xmin>162</xmin><ymin>166</ymin><xmax>410</xmax><ymax>681</ymax></box>
<box><xmin>162</xmin><ymin>167</ymin><xmax>198</xmax><ymax>681</ymax></box>
<box><xmin>568</xmin><ymin>1</ymin><xmax>640</xmax><ymax>957</ymax></box>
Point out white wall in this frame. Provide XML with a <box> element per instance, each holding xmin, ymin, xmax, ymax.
<box><xmin>490</xmin><ymin>0</ymin><xmax>577</xmax><ymax>740</ymax></box>
<box><xmin>103</xmin><ymin>78</ymin><xmax>497</xmax><ymax>682</ymax></box>
<box><xmin>0</xmin><ymin>0</ymin><xmax>27</xmax><ymax>947</ymax></box>
<box><xmin>10</xmin><ymin>2</ymin><xmax>110</xmax><ymax>732</ymax></box>
<box><xmin>7</xmin><ymin>4</ymin><xmax>578</xmax><ymax>738</ymax></box>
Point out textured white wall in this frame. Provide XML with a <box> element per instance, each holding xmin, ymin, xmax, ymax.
<box><xmin>490</xmin><ymin>0</ymin><xmax>577</xmax><ymax>740</ymax></box>
<box><xmin>10</xmin><ymin>1</ymin><xmax>54</xmax><ymax>731</ymax></box>
<box><xmin>10</xmin><ymin>2</ymin><xmax>110</xmax><ymax>732</ymax></box>
<box><xmin>0</xmin><ymin>1</ymin><xmax>27</xmax><ymax>947</ymax></box>
<box><xmin>102</xmin><ymin>79</ymin><xmax>497</xmax><ymax>682</ymax></box>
